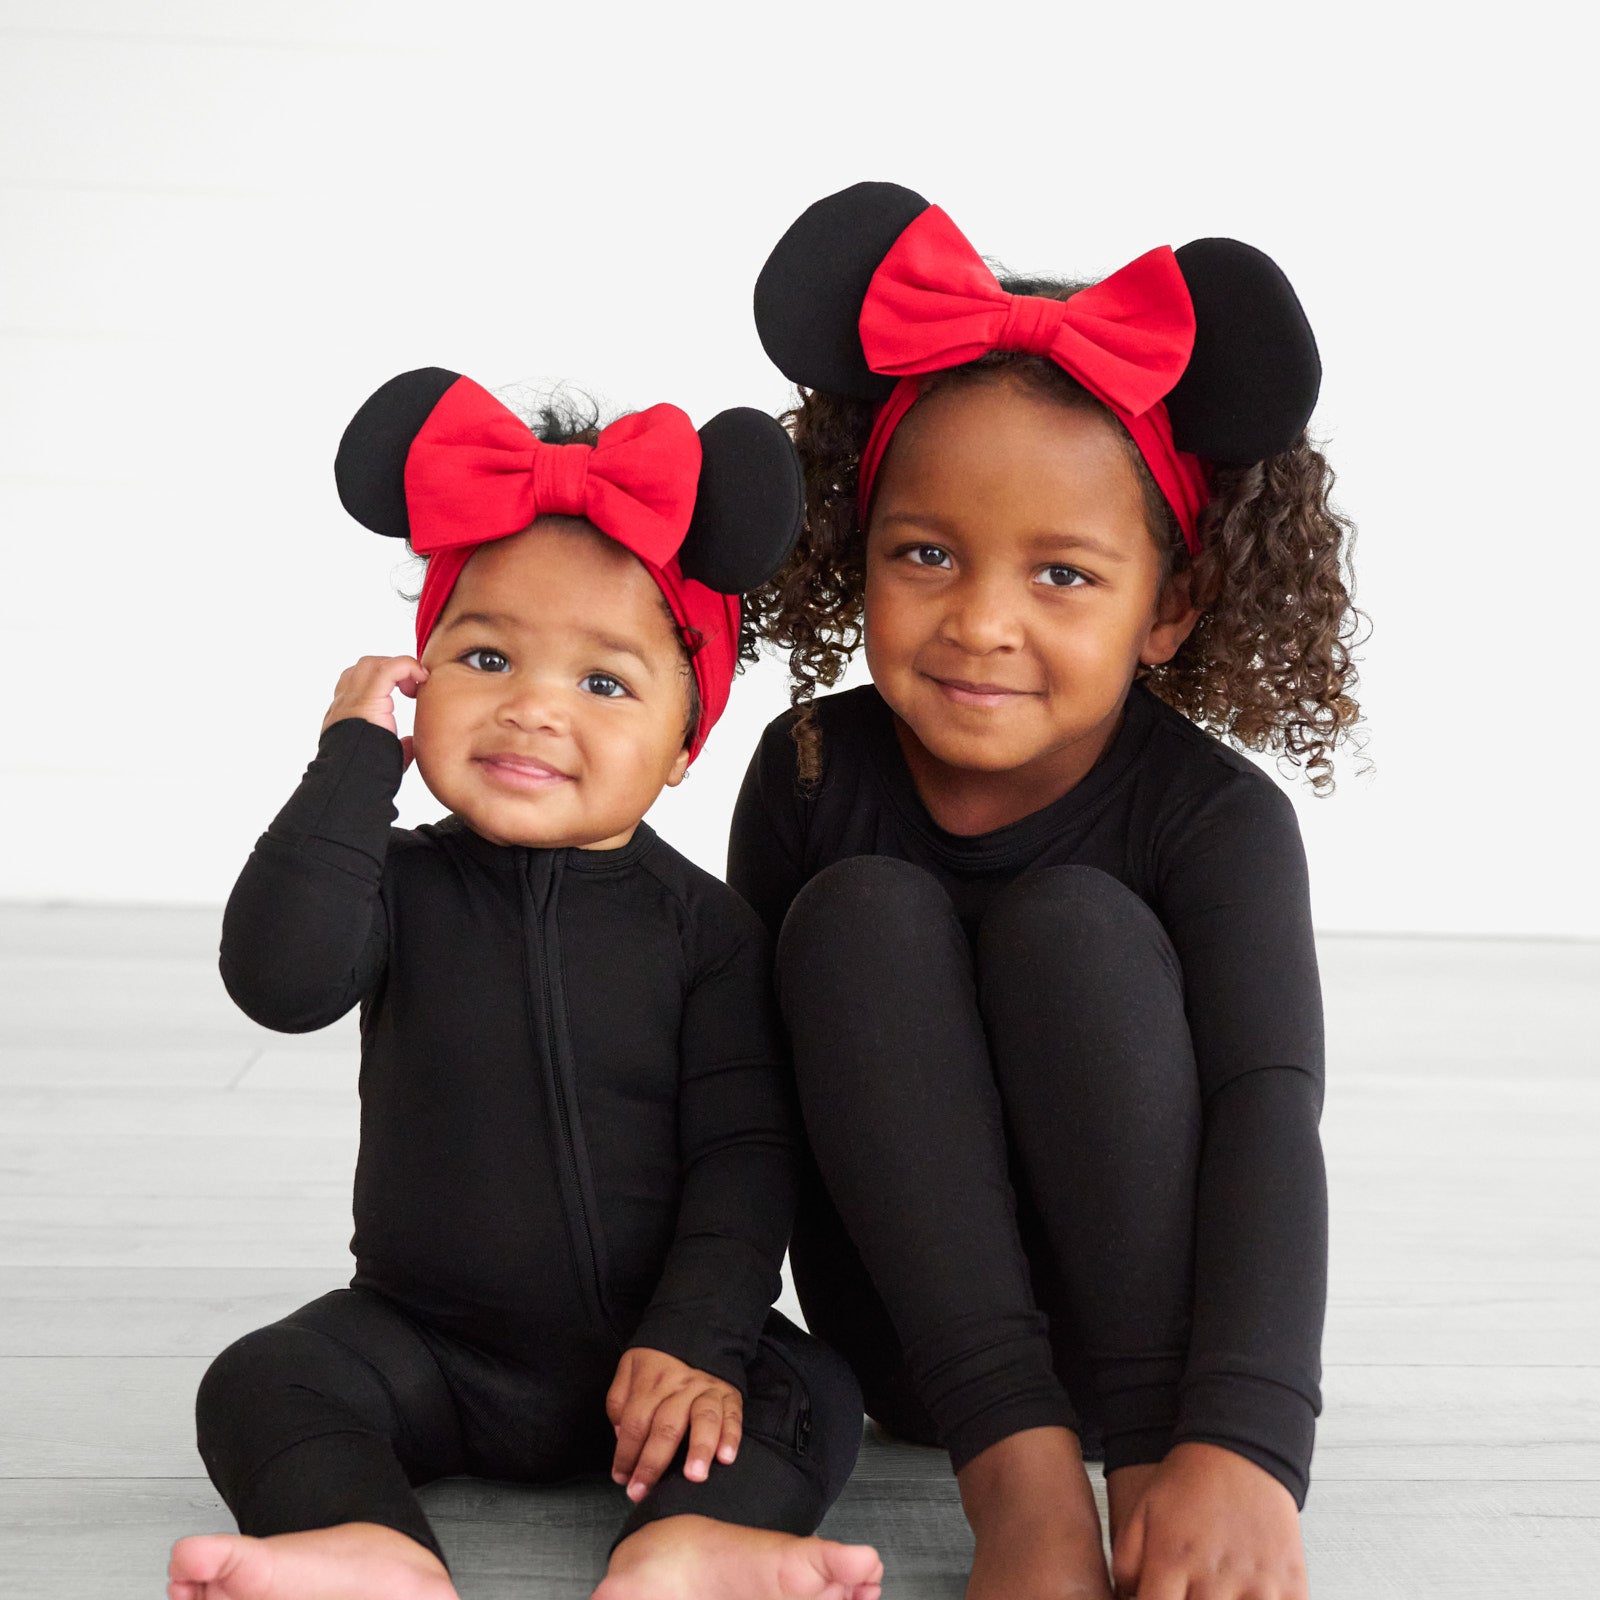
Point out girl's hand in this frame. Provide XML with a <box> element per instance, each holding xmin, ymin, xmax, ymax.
<box><xmin>321</xmin><ymin>655</ymin><xmax>428</xmax><ymax>768</ymax></box>
<box><xmin>1112</xmin><ymin>1441</ymin><xmax>1308</xmax><ymax>1599</ymax></box>
<box><xmin>606</xmin><ymin>1347</ymin><xmax>743</xmax><ymax>1504</ymax></box>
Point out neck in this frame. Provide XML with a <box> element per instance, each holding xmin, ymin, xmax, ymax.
<box><xmin>892</xmin><ymin>701</ymin><xmax>1127</xmax><ymax>836</ymax></box>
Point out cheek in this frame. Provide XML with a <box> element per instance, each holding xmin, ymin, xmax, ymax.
<box><xmin>863</xmin><ymin>572</ymin><xmax>928</xmax><ymax>664</ymax></box>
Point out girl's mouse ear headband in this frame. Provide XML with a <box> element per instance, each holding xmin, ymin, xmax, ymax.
<box><xmin>333</xmin><ymin>367</ymin><xmax>803</xmax><ymax>762</ymax></box>
<box><xmin>752</xmin><ymin>181</ymin><xmax>1321</xmax><ymax>549</ymax></box>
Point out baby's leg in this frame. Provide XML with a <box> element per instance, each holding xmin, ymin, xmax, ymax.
<box><xmin>170</xmin><ymin>1289</ymin><xmax>465</xmax><ymax>1600</ymax></box>
<box><xmin>594</xmin><ymin>1313</ymin><xmax>881</xmax><ymax>1600</ymax></box>
<box><xmin>775</xmin><ymin>857</ymin><xmax>1110</xmax><ymax>1600</ymax></box>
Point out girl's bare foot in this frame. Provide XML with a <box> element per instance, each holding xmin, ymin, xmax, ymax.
<box><xmin>594</xmin><ymin>1513</ymin><xmax>883</xmax><ymax>1600</ymax></box>
<box><xmin>957</xmin><ymin>1427</ymin><xmax>1113</xmax><ymax>1600</ymax></box>
<box><xmin>167</xmin><ymin>1521</ymin><xmax>457</xmax><ymax>1600</ymax></box>
<box><xmin>1105</xmin><ymin>1461</ymin><xmax>1160</xmax><ymax>1548</ymax></box>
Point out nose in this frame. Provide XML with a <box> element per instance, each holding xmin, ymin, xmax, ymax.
<box><xmin>495</xmin><ymin>675</ymin><xmax>569</xmax><ymax>736</ymax></box>
<box><xmin>937</xmin><ymin>571</ymin><xmax>1024</xmax><ymax>655</ymax></box>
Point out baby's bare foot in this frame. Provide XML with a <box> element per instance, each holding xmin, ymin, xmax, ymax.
<box><xmin>167</xmin><ymin>1521</ymin><xmax>457</xmax><ymax>1600</ymax></box>
<box><xmin>594</xmin><ymin>1513</ymin><xmax>883</xmax><ymax>1600</ymax></box>
<box><xmin>958</xmin><ymin>1427</ymin><xmax>1113</xmax><ymax>1600</ymax></box>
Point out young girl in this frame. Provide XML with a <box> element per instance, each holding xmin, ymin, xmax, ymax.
<box><xmin>167</xmin><ymin>369</ymin><xmax>884</xmax><ymax>1600</ymax></box>
<box><xmin>732</xmin><ymin>183</ymin><xmax>1361</xmax><ymax>1600</ymax></box>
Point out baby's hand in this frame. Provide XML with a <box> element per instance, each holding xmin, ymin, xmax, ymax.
<box><xmin>322</xmin><ymin>655</ymin><xmax>428</xmax><ymax>768</ymax></box>
<box><xmin>1112</xmin><ymin>1441</ymin><xmax>1308</xmax><ymax>1599</ymax></box>
<box><xmin>606</xmin><ymin>1346</ymin><xmax>742</xmax><ymax>1504</ymax></box>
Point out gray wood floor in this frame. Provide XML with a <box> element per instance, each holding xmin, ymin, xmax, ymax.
<box><xmin>1</xmin><ymin>906</ymin><xmax>1596</xmax><ymax>1597</ymax></box>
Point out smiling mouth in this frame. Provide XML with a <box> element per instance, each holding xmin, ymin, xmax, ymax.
<box><xmin>926</xmin><ymin>674</ymin><xmax>1040</xmax><ymax>703</ymax></box>
<box><xmin>474</xmin><ymin>754</ymin><xmax>575</xmax><ymax>790</ymax></box>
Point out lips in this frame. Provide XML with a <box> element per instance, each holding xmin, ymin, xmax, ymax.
<box><xmin>925</xmin><ymin>673</ymin><xmax>1040</xmax><ymax>706</ymax></box>
<box><xmin>474</xmin><ymin>753</ymin><xmax>575</xmax><ymax>789</ymax></box>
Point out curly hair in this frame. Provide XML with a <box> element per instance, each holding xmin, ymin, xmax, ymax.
<box><xmin>745</xmin><ymin>275</ymin><xmax>1366</xmax><ymax>793</ymax></box>
<box><xmin>399</xmin><ymin>388</ymin><xmax>770</xmax><ymax>751</ymax></box>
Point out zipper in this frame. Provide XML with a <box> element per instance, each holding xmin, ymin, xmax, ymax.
<box><xmin>521</xmin><ymin>850</ymin><xmax>622</xmax><ymax>1348</ymax></box>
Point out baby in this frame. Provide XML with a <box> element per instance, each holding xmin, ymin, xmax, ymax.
<box><xmin>166</xmin><ymin>371</ymin><xmax>881</xmax><ymax>1600</ymax></box>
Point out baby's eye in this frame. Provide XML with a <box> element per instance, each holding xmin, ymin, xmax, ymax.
<box><xmin>461</xmin><ymin>647</ymin><xmax>511</xmax><ymax>672</ymax></box>
<box><xmin>904</xmin><ymin>544</ymin><xmax>952</xmax><ymax>569</ymax></box>
<box><xmin>581</xmin><ymin>672</ymin><xmax>630</xmax><ymax>699</ymax></box>
<box><xmin>1038</xmin><ymin>565</ymin><xmax>1089</xmax><ymax>589</ymax></box>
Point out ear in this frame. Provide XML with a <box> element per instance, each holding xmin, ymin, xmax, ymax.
<box><xmin>334</xmin><ymin>367</ymin><xmax>463</xmax><ymax>538</ymax></box>
<box><xmin>1164</xmin><ymin>239</ymin><xmax>1321</xmax><ymax>464</ymax></box>
<box><xmin>663</xmin><ymin>742</ymin><xmax>693</xmax><ymax>790</ymax></box>
<box><xmin>677</xmin><ymin>408</ymin><xmax>804</xmax><ymax>594</ymax></box>
<box><xmin>753</xmin><ymin>181</ymin><xmax>932</xmax><ymax>400</ymax></box>
<box><xmin>1140</xmin><ymin>567</ymin><xmax>1203</xmax><ymax>668</ymax></box>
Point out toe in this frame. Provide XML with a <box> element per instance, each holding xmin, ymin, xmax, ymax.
<box><xmin>169</xmin><ymin>1534</ymin><xmax>236</xmax><ymax>1582</ymax></box>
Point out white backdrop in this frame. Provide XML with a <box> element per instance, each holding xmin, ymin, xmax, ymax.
<box><xmin>1</xmin><ymin>1</ymin><xmax>1594</xmax><ymax>935</ymax></box>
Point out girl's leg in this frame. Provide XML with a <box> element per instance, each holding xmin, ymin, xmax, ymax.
<box><xmin>976</xmin><ymin>866</ymin><xmax>1201</xmax><ymax>1521</ymax></box>
<box><xmin>185</xmin><ymin>1288</ymin><xmax>465</xmax><ymax>1574</ymax></box>
<box><xmin>774</xmin><ymin>855</ymin><xmax>1075</xmax><ymax>1469</ymax></box>
<box><xmin>775</xmin><ymin>857</ymin><xmax>1108</xmax><ymax>1599</ymax></box>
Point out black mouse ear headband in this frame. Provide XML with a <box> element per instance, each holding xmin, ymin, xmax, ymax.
<box><xmin>753</xmin><ymin>181</ymin><xmax>1322</xmax><ymax>550</ymax></box>
<box><xmin>334</xmin><ymin>368</ymin><xmax>802</xmax><ymax>761</ymax></box>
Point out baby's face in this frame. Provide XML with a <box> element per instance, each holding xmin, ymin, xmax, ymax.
<box><xmin>414</xmin><ymin>519</ymin><xmax>693</xmax><ymax>850</ymax></box>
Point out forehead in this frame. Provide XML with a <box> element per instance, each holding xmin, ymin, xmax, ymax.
<box><xmin>875</xmin><ymin>375</ymin><xmax>1146</xmax><ymax>532</ymax></box>
<box><xmin>447</xmin><ymin>518</ymin><xmax>677</xmax><ymax>646</ymax></box>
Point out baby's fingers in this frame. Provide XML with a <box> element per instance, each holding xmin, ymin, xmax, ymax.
<box><xmin>682</xmin><ymin>1393</ymin><xmax>727</xmax><ymax>1482</ymax></box>
<box><xmin>626</xmin><ymin>1396</ymin><xmax>691</xmax><ymax>1502</ymax></box>
<box><xmin>716</xmin><ymin>1395</ymin><xmax>742</xmax><ymax>1466</ymax></box>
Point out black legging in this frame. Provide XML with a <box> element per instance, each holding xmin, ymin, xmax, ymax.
<box><xmin>195</xmin><ymin>1290</ymin><xmax>862</xmax><ymax>1568</ymax></box>
<box><xmin>775</xmin><ymin>857</ymin><xmax>1201</xmax><ymax>1475</ymax></box>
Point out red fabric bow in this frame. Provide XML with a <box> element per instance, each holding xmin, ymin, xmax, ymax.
<box><xmin>855</xmin><ymin>206</ymin><xmax>1211</xmax><ymax>548</ymax></box>
<box><xmin>406</xmin><ymin>377</ymin><xmax>735</xmax><ymax>763</ymax></box>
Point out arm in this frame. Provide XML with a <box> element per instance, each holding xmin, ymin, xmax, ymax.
<box><xmin>726</xmin><ymin>710</ymin><xmax>810</xmax><ymax>943</ymax></box>
<box><xmin>1160</xmin><ymin>774</ymin><xmax>1327</xmax><ymax>1506</ymax></box>
<box><xmin>626</xmin><ymin>902</ymin><xmax>800</xmax><ymax>1392</ymax></box>
<box><xmin>219</xmin><ymin>655</ymin><xmax>425</xmax><ymax>1033</ymax></box>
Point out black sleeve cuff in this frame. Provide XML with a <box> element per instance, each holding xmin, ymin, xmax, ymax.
<box><xmin>1172</xmin><ymin>1372</ymin><xmax>1317</xmax><ymax>1507</ymax></box>
<box><xmin>267</xmin><ymin>717</ymin><xmax>405</xmax><ymax>874</ymax></box>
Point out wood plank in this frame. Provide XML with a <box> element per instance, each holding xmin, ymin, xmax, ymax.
<box><xmin>0</xmin><ymin>1195</ymin><xmax>354</xmax><ymax>1267</ymax></box>
<box><xmin>6</xmin><ymin>1357</ymin><xmax>1597</xmax><ymax>1481</ymax></box>
<box><xmin>3</xmin><ymin>1266</ymin><xmax>1590</xmax><ymax>1367</ymax></box>
<box><xmin>0</xmin><ymin>1473</ymin><xmax>1594</xmax><ymax>1600</ymax></box>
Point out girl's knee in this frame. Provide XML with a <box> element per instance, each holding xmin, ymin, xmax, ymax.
<box><xmin>979</xmin><ymin>864</ymin><xmax>1176</xmax><ymax>978</ymax></box>
<box><xmin>776</xmin><ymin>855</ymin><xmax>951</xmax><ymax>973</ymax></box>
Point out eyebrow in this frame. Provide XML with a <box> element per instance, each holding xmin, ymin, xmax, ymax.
<box><xmin>440</xmin><ymin>610</ymin><xmax>658</xmax><ymax>671</ymax></box>
<box><xmin>878</xmin><ymin>511</ymin><xmax>1128</xmax><ymax>562</ymax></box>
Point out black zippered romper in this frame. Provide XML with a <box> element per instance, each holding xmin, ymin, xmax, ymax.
<box><xmin>194</xmin><ymin>717</ymin><xmax>863</xmax><ymax>1563</ymax></box>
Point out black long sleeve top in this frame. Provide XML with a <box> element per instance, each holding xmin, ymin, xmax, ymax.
<box><xmin>728</xmin><ymin>682</ymin><xmax>1328</xmax><ymax>1503</ymax></box>
<box><xmin>220</xmin><ymin>716</ymin><xmax>798</xmax><ymax>1392</ymax></box>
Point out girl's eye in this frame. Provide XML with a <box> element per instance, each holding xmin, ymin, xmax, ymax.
<box><xmin>581</xmin><ymin>672</ymin><xmax>630</xmax><ymax>699</ymax></box>
<box><xmin>461</xmin><ymin>647</ymin><xmax>511</xmax><ymax>672</ymax></box>
<box><xmin>1038</xmin><ymin>565</ymin><xmax>1089</xmax><ymax>589</ymax></box>
<box><xmin>904</xmin><ymin>544</ymin><xmax>952</xmax><ymax>570</ymax></box>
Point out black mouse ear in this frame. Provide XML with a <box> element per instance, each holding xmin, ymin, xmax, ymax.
<box><xmin>1164</xmin><ymin>240</ymin><xmax>1321</xmax><ymax>464</ymax></box>
<box><xmin>678</xmin><ymin>408</ymin><xmax>803</xmax><ymax>594</ymax></box>
<box><xmin>754</xmin><ymin>181</ymin><xmax>933</xmax><ymax>401</ymax></box>
<box><xmin>334</xmin><ymin>367</ymin><xmax>463</xmax><ymax>538</ymax></box>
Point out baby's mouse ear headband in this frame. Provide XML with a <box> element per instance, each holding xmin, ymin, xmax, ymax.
<box><xmin>334</xmin><ymin>368</ymin><xmax>802</xmax><ymax>762</ymax></box>
<box><xmin>753</xmin><ymin>181</ymin><xmax>1321</xmax><ymax>552</ymax></box>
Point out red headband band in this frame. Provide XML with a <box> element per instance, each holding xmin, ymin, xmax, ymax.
<box><xmin>405</xmin><ymin>378</ymin><xmax>737</xmax><ymax>764</ymax></box>
<box><xmin>854</xmin><ymin>206</ymin><xmax>1211</xmax><ymax>550</ymax></box>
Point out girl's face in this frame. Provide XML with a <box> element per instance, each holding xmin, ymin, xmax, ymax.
<box><xmin>863</xmin><ymin>374</ymin><xmax>1199</xmax><ymax>790</ymax></box>
<box><xmin>414</xmin><ymin>519</ymin><xmax>693</xmax><ymax>850</ymax></box>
